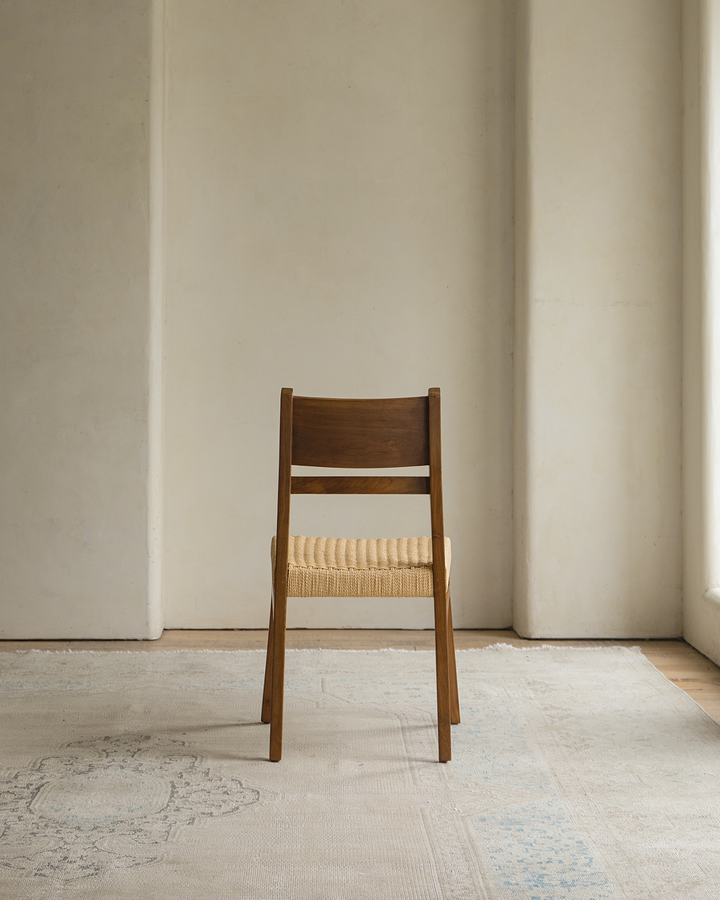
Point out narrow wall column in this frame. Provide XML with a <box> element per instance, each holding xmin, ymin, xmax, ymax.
<box><xmin>0</xmin><ymin>1</ymin><xmax>162</xmax><ymax>638</ymax></box>
<box><xmin>514</xmin><ymin>0</ymin><xmax>683</xmax><ymax>637</ymax></box>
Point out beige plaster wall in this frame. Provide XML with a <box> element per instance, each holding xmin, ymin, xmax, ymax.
<box><xmin>514</xmin><ymin>0</ymin><xmax>683</xmax><ymax>637</ymax></box>
<box><xmin>0</xmin><ymin>2</ymin><xmax>156</xmax><ymax>638</ymax></box>
<box><xmin>163</xmin><ymin>0</ymin><xmax>515</xmax><ymax>628</ymax></box>
<box><xmin>0</xmin><ymin>0</ymin><xmax>688</xmax><ymax>640</ymax></box>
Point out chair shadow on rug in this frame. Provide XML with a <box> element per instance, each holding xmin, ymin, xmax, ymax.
<box><xmin>261</xmin><ymin>388</ymin><xmax>460</xmax><ymax>763</ymax></box>
<box><xmin>158</xmin><ymin>722</ymin><xmax>270</xmax><ymax>763</ymax></box>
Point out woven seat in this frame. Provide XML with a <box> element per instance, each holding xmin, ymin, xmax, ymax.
<box><xmin>272</xmin><ymin>535</ymin><xmax>451</xmax><ymax>597</ymax></box>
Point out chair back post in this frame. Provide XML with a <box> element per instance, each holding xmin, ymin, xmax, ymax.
<box><xmin>428</xmin><ymin>387</ymin><xmax>452</xmax><ymax>762</ymax></box>
<box><xmin>428</xmin><ymin>388</ymin><xmax>446</xmax><ymax>582</ymax></box>
<box><xmin>268</xmin><ymin>387</ymin><xmax>293</xmax><ymax>761</ymax></box>
<box><xmin>274</xmin><ymin>388</ymin><xmax>294</xmax><ymax>599</ymax></box>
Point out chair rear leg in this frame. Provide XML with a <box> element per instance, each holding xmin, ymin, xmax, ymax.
<box><xmin>448</xmin><ymin>589</ymin><xmax>460</xmax><ymax>725</ymax></box>
<box><xmin>269</xmin><ymin>587</ymin><xmax>288</xmax><ymax>762</ymax></box>
<box><xmin>261</xmin><ymin>603</ymin><xmax>274</xmax><ymax>723</ymax></box>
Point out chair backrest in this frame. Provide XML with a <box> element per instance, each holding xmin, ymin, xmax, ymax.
<box><xmin>274</xmin><ymin>389</ymin><xmax>446</xmax><ymax>588</ymax></box>
<box><xmin>292</xmin><ymin>395</ymin><xmax>430</xmax><ymax>468</ymax></box>
<box><xmin>276</xmin><ymin>388</ymin><xmax>443</xmax><ymax>498</ymax></box>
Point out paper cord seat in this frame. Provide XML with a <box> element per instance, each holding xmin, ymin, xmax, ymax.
<box><xmin>271</xmin><ymin>535</ymin><xmax>452</xmax><ymax>597</ymax></box>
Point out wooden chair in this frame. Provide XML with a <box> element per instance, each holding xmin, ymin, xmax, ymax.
<box><xmin>261</xmin><ymin>388</ymin><xmax>460</xmax><ymax>762</ymax></box>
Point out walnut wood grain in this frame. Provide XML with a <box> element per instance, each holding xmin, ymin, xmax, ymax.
<box><xmin>291</xmin><ymin>396</ymin><xmax>430</xmax><ymax>468</ymax></box>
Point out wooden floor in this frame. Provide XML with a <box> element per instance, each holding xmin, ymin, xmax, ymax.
<box><xmin>2</xmin><ymin>629</ymin><xmax>720</xmax><ymax>722</ymax></box>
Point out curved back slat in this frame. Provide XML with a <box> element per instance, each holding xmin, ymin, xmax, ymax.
<box><xmin>291</xmin><ymin>395</ymin><xmax>430</xmax><ymax>468</ymax></box>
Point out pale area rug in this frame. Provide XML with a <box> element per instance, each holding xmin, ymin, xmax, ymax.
<box><xmin>1</xmin><ymin>647</ymin><xmax>719</xmax><ymax>899</ymax></box>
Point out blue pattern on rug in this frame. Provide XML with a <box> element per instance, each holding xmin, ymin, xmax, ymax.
<box><xmin>456</xmin><ymin>687</ymin><xmax>614</xmax><ymax>899</ymax></box>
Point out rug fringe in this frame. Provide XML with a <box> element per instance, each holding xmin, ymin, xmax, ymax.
<box><xmin>15</xmin><ymin>644</ymin><xmax>647</xmax><ymax>656</ymax></box>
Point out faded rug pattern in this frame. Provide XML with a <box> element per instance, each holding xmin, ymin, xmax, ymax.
<box><xmin>0</xmin><ymin>647</ymin><xmax>719</xmax><ymax>899</ymax></box>
<box><xmin>0</xmin><ymin>734</ymin><xmax>259</xmax><ymax>879</ymax></box>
